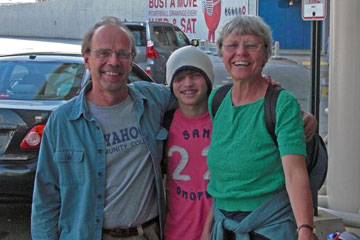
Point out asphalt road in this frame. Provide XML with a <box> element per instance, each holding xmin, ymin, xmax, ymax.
<box><xmin>0</xmin><ymin>204</ymin><xmax>31</xmax><ymax>240</ymax></box>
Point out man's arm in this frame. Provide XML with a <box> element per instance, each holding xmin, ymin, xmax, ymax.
<box><xmin>302</xmin><ymin>111</ymin><xmax>317</xmax><ymax>142</ymax></box>
<box><xmin>31</xmin><ymin>127</ymin><xmax>60</xmax><ymax>239</ymax></box>
<box><xmin>132</xmin><ymin>81</ymin><xmax>178</xmax><ymax>113</ymax></box>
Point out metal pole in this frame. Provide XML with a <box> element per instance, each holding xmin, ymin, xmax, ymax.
<box><xmin>310</xmin><ymin>20</ymin><xmax>322</xmax><ymax>216</ymax></box>
<box><xmin>310</xmin><ymin>21</ymin><xmax>322</xmax><ymax>134</ymax></box>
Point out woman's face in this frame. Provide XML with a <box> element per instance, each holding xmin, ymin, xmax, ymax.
<box><xmin>221</xmin><ymin>32</ymin><xmax>268</xmax><ymax>82</ymax></box>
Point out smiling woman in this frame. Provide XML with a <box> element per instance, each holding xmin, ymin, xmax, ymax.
<box><xmin>207</xmin><ymin>15</ymin><xmax>315</xmax><ymax>240</ymax></box>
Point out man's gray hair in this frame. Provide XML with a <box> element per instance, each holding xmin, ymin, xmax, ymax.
<box><xmin>81</xmin><ymin>16</ymin><xmax>136</xmax><ymax>58</ymax></box>
<box><xmin>216</xmin><ymin>15</ymin><xmax>273</xmax><ymax>58</ymax></box>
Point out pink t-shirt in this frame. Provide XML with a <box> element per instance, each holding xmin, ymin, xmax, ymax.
<box><xmin>164</xmin><ymin>109</ymin><xmax>212</xmax><ymax>240</ymax></box>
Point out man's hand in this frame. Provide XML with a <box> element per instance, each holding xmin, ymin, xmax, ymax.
<box><xmin>302</xmin><ymin>112</ymin><xmax>317</xmax><ymax>142</ymax></box>
<box><xmin>263</xmin><ymin>75</ymin><xmax>281</xmax><ymax>86</ymax></box>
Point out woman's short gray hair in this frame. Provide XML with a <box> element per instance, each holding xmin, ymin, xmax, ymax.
<box><xmin>81</xmin><ymin>16</ymin><xmax>136</xmax><ymax>58</ymax></box>
<box><xmin>216</xmin><ymin>15</ymin><xmax>273</xmax><ymax>58</ymax></box>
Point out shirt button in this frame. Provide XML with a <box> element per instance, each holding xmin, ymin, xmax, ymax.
<box><xmin>96</xmin><ymin>218</ymin><xmax>100</xmax><ymax>223</ymax></box>
<box><xmin>97</xmin><ymin>194</ymin><xmax>102</xmax><ymax>199</ymax></box>
<box><xmin>98</xmin><ymin>172</ymin><xmax>103</xmax><ymax>177</ymax></box>
<box><xmin>66</xmin><ymin>155</ymin><xmax>71</xmax><ymax>160</ymax></box>
<box><xmin>98</xmin><ymin>149</ymin><xmax>102</xmax><ymax>154</ymax></box>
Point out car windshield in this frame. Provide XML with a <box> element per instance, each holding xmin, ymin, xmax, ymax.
<box><xmin>126</xmin><ymin>26</ymin><xmax>146</xmax><ymax>47</ymax></box>
<box><xmin>0</xmin><ymin>61</ymin><xmax>85</xmax><ymax>100</ymax></box>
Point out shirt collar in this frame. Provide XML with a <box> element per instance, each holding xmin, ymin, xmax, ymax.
<box><xmin>68</xmin><ymin>81</ymin><xmax>148</xmax><ymax>121</ymax></box>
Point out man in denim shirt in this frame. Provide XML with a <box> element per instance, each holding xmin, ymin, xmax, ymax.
<box><xmin>31</xmin><ymin>16</ymin><xmax>176</xmax><ymax>240</ymax></box>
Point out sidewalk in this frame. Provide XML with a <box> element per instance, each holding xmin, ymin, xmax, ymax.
<box><xmin>276</xmin><ymin>49</ymin><xmax>328</xmax><ymax>67</ymax></box>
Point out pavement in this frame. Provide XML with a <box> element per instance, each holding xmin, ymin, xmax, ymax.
<box><xmin>275</xmin><ymin>49</ymin><xmax>329</xmax><ymax>85</ymax></box>
<box><xmin>275</xmin><ymin>49</ymin><xmax>329</xmax><ymax>139</ymax></box>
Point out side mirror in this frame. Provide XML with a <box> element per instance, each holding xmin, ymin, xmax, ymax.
<box><xmin>191</xmin><ymin>39</ymin><xmax>200</xmax><ymax>47</ymax></box>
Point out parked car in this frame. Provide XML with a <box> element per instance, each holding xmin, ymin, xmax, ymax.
<box><xmin>123</xmin><ymin>21</ymin><xmax>198</xmax><ymax>84</ymax></box>
<box><xmin>0</xmin><ymin>52</ymin><xmax>154</xmax><ymax>203</ymax></box>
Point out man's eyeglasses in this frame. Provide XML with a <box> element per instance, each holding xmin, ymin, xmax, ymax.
<box><xmin>223</xmin><ymin>42</ymin><xmax>263</xmax><ymax>53</ymax></box>
<box><xmin>92</xmin><ymin>49</ymin><xmax>132</xmax><ymax>61</ymax></box>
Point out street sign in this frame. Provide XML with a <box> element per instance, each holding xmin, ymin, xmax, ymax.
<box><xmin>302</xmin><ymin>0</ymin><xmax>327</xmax><ymax>21</ymax></box>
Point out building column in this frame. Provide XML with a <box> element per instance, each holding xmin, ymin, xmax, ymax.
<box><xmin>327</xmin><ymin>0</ymin><xmax>360</xmax><ymax>219</ymax></box>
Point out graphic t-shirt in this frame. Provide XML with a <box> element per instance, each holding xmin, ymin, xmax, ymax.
<box><xmin>164</xmin><ymin>109</ymin><xmax>212</xmax><ymax>240</ymax></box>
<box><xmin>88</xmin><ymin>96</ymin><xmax>157</xmax><ymax>228</ymax></box>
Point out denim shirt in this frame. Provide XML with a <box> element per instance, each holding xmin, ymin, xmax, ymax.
<box><xmin>31</xmin><ymin>81</ymin><xmax>176</xmax><ymax>240</ymax></box>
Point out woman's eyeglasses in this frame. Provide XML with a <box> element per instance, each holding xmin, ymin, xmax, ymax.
<box><xmin>223</xmin><ymin>42</ymin><xmax>263</xmax><ymax>53</ymax></box>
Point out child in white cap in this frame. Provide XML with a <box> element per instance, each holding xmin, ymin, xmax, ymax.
<box><xmin>164</xmin><ymin>46</ymin><xmax>214</xmax><ymax>240</ymax></box>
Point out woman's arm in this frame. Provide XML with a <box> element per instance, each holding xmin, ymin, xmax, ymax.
<box><xmin>282</xmin><ymin>154</ymin><xmax>315</xmax><ymax>240</ymax></box>
<box><xmin>200</xmin><ymin>205</ymin><xmax>214</xmax><ymax>240</ymax></box>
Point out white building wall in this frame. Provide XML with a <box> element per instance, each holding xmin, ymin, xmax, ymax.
<box><xmin>0</xmin><ymin>0</ymin><xmax>257</xmax><ymax>40</ymax></box>
<box><xmin>0</xmin><ymin>0</ymin><xmax>147</xmax><ymax>39</ymax></box>
<box><xmin>0</xmin><ymin>0</ymin><xmax>36</xmax><ymax>4</ymax></box>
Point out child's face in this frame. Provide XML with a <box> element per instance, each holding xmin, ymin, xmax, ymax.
<box><xmin>172</xmin><ymin>70</ymin><xmax>209</xmax><ymax>108</ymax></box>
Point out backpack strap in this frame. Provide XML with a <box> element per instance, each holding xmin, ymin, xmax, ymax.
<box><xmin>211</xmin><ymin>83</ymin><xmax>233</xmax><ymax>118</ymax></box>
<box><xmin>211</xmin><ymin>83</ymin><xmax>283</xmax><ymax>146</ymax></box>
<box><xmin>264</xmin><ymin>84</ymin><xmax>328</xmax><ymax>216</ymax></box>
<box><xmin>264</xmin><ymin>84</ymin><xmax>284</xmax><ymax>147</ymax></box>
<box><xmin>162</xmin><ymin>109</ymin><xmax>176</xmax><ymax>175</ymax></box>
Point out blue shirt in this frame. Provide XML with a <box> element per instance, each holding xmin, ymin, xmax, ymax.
<box><xmin>31</xmin><ymin>81</ymin><xmax>176</xmax><ymax>240</ymax></box>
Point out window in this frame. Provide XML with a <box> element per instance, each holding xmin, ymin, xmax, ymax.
<box><xmin>0</xmin><ymin>61</ymin><xmax>85</xmax><ymax>100</ymax></box>
<box><xmin>126</xmin><ymin>26</ymin><xmax>146</xmax><ymax>47</ymax></box>
<box><xmin>153</xmin><ymin>26</ymin><xmax>169</xmax><ymax>46</ymax></box>
<box><xmin>174</xmin><ymin>26</ymin><xmax>190</xmax><ymax>47</ymax></box>
<box><xmin>9</xmin><ymin>65</ymin><xmax>29</xmax><ymax>90</ymax></box>
<box><xmin>164</xmin><ymin>26</ymin><xmax>179</xmax><ymax>47</ymax></box>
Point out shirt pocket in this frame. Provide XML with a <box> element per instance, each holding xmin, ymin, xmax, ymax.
<box><xmin>54</xmin><ymin>151</ymin><xmax>85</xmax><ymax>185</ymax></box>
<box><xmin>155</xmin><ymin>127</ymin><xmax>168</xmax><ymax>162</ymax></box>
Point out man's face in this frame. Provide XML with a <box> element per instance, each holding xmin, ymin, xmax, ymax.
<box><xmin>83</xmin><ymin>24</ymin><xmax>133</xmax><ymax>94</ymax></box>
<box><xmin>172</xmin><ymin>70</ymin><xmax>209</xmax><ymax>108</ymax></box>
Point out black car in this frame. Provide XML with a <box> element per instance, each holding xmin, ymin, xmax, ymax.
<box><xmin>0</xmin><ymin>52</ymin><xmax>154</xmax><ymax>202</ymax></box>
